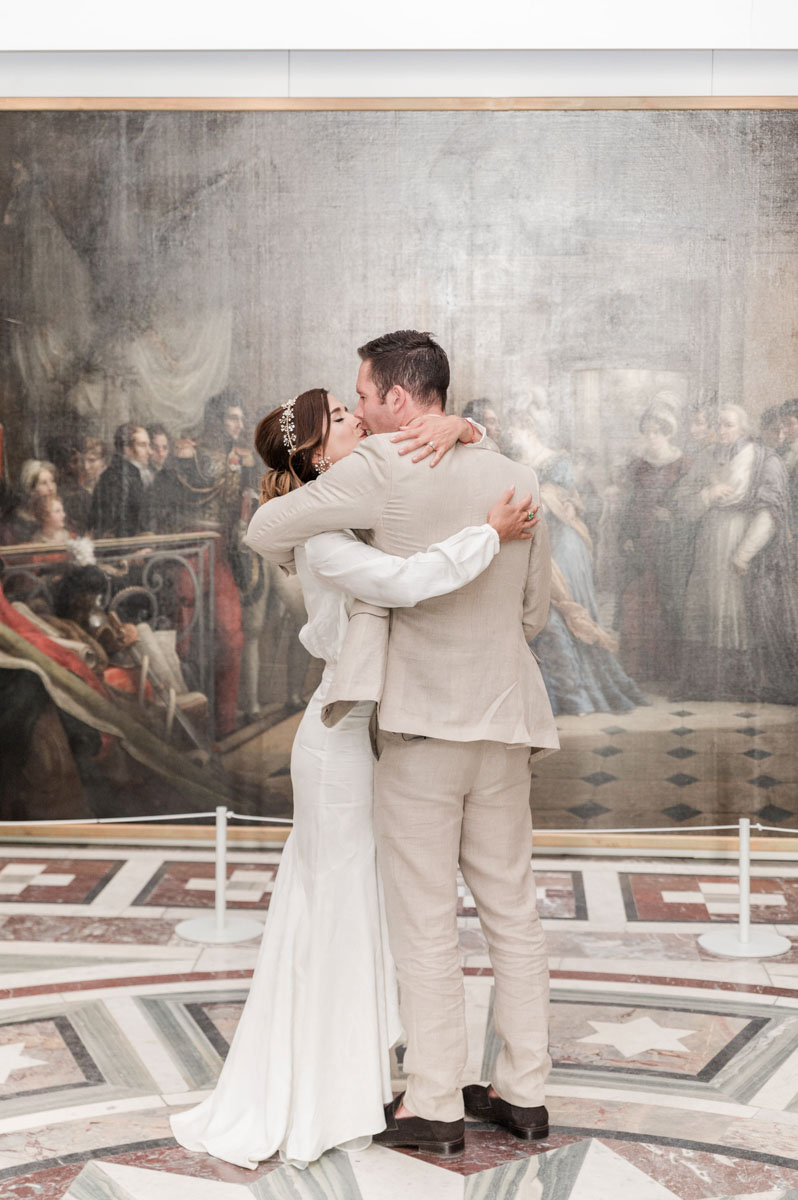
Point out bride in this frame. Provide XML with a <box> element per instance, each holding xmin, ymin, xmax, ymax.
<box><xmin>170</xmin><ymin>388</ymin><xmax>536</xmax><ymax>1170</ymax></box>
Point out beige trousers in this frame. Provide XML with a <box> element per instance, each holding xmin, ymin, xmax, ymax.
<box><xmin>374</xmin><ymin>732</ymin><xmax>551</xmax><ymax>1122</ymax></box>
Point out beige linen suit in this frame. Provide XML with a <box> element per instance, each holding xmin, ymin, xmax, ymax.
<box><xmin>246</xmin><ymin>433</ymin><xmax>558</xmax><ymax>1121</ymax></box>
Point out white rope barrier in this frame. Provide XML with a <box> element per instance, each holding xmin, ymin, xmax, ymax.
<box><xmin>228</xmin><ymin>813</ymin><xmax>294</xmax><ymax>825</ymax></box>
<box><xmin>537</xmin><ymin>824</ymin><xmax>744</xmax><ymax>835</ymax></box>
<box><xmin>0</xmin><ymin>814</ymin><xmax>796</xmax><ymax>834</ymax></box>
<box><xmin>0</xmin><ymin>810</ymin><xmax>795</xmax><ymax>954</ymax></box>
<box><xmin>0</xmin><ymin>812</ymin><xmax>219</xmax><ymax>826</ymax></box>
<box><xmin>0</xmin><ymin>808</ymin><xmax>288</xmax><ymax>946</ymax></box>
<box><xmin>0</xmin><ymin>810</ymin><xmax>295</xmax><ymax>828</ymax></box>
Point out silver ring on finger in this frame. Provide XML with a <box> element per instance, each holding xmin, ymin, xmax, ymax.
<box><xmin>428</xmin><ymin>441</ymin><xmax>436</xmax><ymax>451</ymax></box>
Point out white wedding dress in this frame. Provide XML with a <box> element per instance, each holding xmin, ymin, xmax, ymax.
<box><xmin>170</xmin><ymin>524</ymin><xmax>500</xmax><ymax>1170</ymax></box>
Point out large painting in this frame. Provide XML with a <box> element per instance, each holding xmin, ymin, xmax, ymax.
<box><xmin>1</xmin><ymin>104</ymin><xmax>797</xmax><ymax>833</ymax></box>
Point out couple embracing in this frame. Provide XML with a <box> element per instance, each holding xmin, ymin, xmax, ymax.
<box><xmin>170</xmin><ymin>330</ymin><xmax>560</xmax><ymax>1169</ymax></box>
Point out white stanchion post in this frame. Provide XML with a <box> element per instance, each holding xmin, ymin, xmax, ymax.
<box><xmin>739</xmin><ymin>816</ymin><xmax>751</xmax><ymax>946</ymax></box>
<box><xmin>699</xmin><ymin>817</ymin><xmax>790</xmax><ymax>959</ymax></box>
<box><xmin>215</xmin><ymin>804</ymin><xmax>227</xmax><ymax>936</ymax></box>
<box><xmin>175</xmin><ymin>806</ymin><xmax>264</xmax><ymax>945</ymax></box>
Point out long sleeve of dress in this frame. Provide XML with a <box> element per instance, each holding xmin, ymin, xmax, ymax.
<box><xmin>303</xmin><ymin>525</ymin><xmax>499</xmax><ymax>608</ymax></box>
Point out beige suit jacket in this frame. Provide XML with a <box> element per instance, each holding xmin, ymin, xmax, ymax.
<box><xmin>246</xmin><ymin>435</ymin><xmax>559</xmax><ymax>753</ymax></box>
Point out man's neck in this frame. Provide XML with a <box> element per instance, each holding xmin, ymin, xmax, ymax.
<box><xmin>127</xmin><ymin>456</ymin><xmax>154</xmax><ymax>483</ymax></box>
<box><xmin>397</xmin><ymin>401</ymin><xmax>444</xmax><ymax>430</ymax></box>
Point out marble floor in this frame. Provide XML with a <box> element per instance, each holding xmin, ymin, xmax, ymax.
<box><xmin>0</xmin><ymin>842</ymin><xmax>797</xmax><ymax>1198</ymax></box>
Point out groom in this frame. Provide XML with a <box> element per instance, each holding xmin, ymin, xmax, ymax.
<box><xmin>246</xmin><ymin>330</ymin><xmax>558</xmax><ymax>1154</ymax></box>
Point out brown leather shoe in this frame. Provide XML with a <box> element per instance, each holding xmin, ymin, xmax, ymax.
<box><xmin>463</xmin><ymin>1083</ymin><xmax>549</xmax><ymax>1140</ymax></box>
<box><xmin>372</xmin><ymin>1093</ymin><xmax>465</xmax><ymax>1156</ymax></box>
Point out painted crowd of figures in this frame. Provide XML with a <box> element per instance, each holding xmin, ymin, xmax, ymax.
<box><xmin>3</xmin><ymin>390</ymin><xmax>798</xmax><ymax>750</ymax></box>
<box><xmin>464</xmin><ymin>395</ymin><xmax>798</xmax><ymax>714</ymax></box>
<box><xmin>0</xmin><ymin>392</ymin><xmax>309</xmax><ymax>742</ymax></box>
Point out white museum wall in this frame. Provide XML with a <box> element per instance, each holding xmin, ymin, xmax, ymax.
<box><xmin>0</xmin><ymin>49</ymin><xmax>796</xmax><ymax>98</ymax></box>
<box><xmin>0</xmin><ymin>0</ymin><xmax>797</xmax><ymax>52</ymax></box>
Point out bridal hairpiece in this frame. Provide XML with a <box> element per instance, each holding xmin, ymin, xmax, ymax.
<box><xmin>280</xmin><ymin>399</ymin><xmax>297</xmax><ymax>454</ymax></box>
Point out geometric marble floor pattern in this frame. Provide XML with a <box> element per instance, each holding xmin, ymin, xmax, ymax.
<box><xmin>60</xmin><ymin>1141</ymin><xmax>759</xmax><ymax>1199</ymax></box>
<box><xmin>63</xmin><ymin>1143</ymin><xmax>798</xmax><ymax>1199</ymax></box>
<box><xmin>1</xmin><ymin>843</ymin><xmax>798</xmax><ymax>1199</ymax></box>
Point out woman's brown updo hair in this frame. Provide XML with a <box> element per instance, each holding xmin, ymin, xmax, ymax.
<box><xmin>255</xmin><ymin>388</ymin><xmax>331</xmax><ymax>504</ymax></box>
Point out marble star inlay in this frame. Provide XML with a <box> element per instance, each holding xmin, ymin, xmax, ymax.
<box><xmin>0</xmin><ymin>1040</ymin><xmax>47</xmax><ymax>1084</ymax></box>
<box><xmin>577</xmin><ymin>1015</ymin><xmax>696</xmax><ymax>1058</ymax></box>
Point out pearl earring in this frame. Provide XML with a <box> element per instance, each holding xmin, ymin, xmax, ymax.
<box><xmin>314</xmin><ymin>456</ymin><xmax>332</xmax><ymax>475</ymax></box>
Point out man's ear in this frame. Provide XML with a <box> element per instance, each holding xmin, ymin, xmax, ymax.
<box><xmin>388</xmin><ymin>386</ymin><xmax>409</xmax><ymax>419</ymax></box>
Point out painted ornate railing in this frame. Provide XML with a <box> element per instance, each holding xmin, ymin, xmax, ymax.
<box><xmin>0</xmin><ymin>531</ymin><xmax>218</xmax><ymax>735</ymax></box>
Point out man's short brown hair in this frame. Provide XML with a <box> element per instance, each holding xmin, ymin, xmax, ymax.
<box><xmin>357</xmin><ymin>330</ymin><xmax>449</xmax><ymax>410</ymax></box>
<box><xmin>113</xmin><ymin>423</ymin><xmax>147</xmax><ymax>455</ymax></box>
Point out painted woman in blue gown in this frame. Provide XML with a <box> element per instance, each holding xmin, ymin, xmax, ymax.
<box><xmin>510</xmin><ymin>416</ymin><xmax>646</xmax><ymax>716</ymax></box>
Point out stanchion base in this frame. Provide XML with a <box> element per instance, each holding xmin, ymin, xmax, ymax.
<box><xmin>175</xmin><ymin>916</ymin><xmax>264</xmax><ymax>944</ymax></box>
<box><xmin>698</xmin><ymin>928</ymin><xmax>791</xmax><ymax>958</ymax></box>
